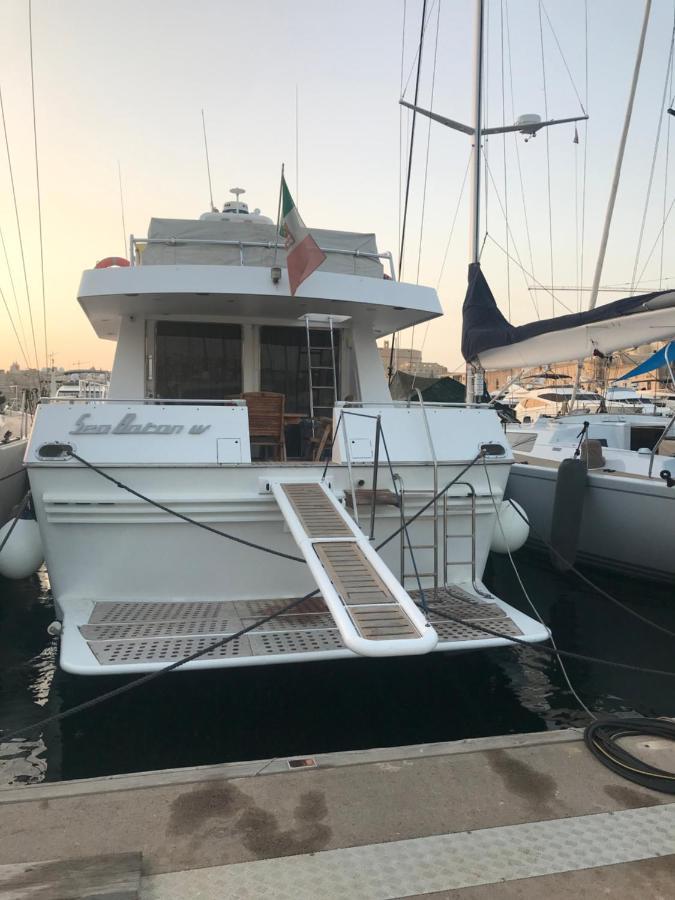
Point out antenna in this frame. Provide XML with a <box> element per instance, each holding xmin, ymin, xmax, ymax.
<box><xmin>201</xmin><ymin>109</ymin><xmax>216</xmax><ymax>212</ymax></box>
<box><xmin>295</xmin><ymin>84</ymin><xmax>299</xmax><ymax>207</ymax></box>
<box><xmin>117</xmin><ymin>160</ymin><xmax>127</xmax><ymax>257</ymax></box>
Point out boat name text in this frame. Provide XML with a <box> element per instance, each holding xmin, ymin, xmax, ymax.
<box><xmin>69</xmin><ymin>413</ymin><xmax>211</xmax><ymax>436</ymax></box>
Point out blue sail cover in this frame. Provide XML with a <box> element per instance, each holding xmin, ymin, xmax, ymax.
<box><xmin>614</xmin><ymin>341</ymin><xmax>675</xmax><ymax>381</ymax></box>
<box><xmin>461</xmin><ymin>262</ymin><xmax>675</xmax><ymax>364</ymax></box>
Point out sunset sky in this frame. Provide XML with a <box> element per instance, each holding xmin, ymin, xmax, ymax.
<box><xmin>0</xmin><ymin>0</ymin><xmax>673</xmax><ymax>374</ymax></box>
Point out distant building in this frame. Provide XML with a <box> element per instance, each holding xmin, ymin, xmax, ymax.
<box><xmin>378</xmin><ymin>341</ymin><xmax>448</xmax><ymax>380</ymax></box>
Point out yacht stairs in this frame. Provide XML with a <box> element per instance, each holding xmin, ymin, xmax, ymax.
<box><xmin>59</xmin><ymin>481</ymin><xmax>549</xmax><ymax>675</ymax></box>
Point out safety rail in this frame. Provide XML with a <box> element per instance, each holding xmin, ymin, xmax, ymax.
<box><xmin>128</xmin><ymin>235</ymin><xmax>397</xmax><ymax>280</ymax></box>
<box><xmin>38</xmin><ymin>397</ymin><xmax>248</xmax><ymax>406</ymax></box>
<box><xmin>648</xmin><ymin>409</ymin><xmax>675</xmax><ymax>478</ymax></box>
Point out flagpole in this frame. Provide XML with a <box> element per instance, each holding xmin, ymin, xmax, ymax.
<box><xmin>274</xmin><ymin>162</ymin><xmax>285</xmax><ymax>266</ymax></box>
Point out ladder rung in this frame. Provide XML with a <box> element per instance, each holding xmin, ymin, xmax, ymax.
<box><xmin>310</xmin><ymin>366</ymin><xmax>335</xmax><ymax>371</ymax></box>
<box><xmin>445</xmin><ymin>561</ymin><xmax>473</xmax><ymax>566</ymax></box>
<box><xmin>404</xmin><ymin>545</ymin><xmax>436</xmax><ymax>551</ymax></box>
<box><xmin>312</xmin><ymin>385</ymin><xmax>335</xmax><ymax>390</ymax></box>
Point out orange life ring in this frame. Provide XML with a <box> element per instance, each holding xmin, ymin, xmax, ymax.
<box><xmin>95</xmin><ymin>256</ymin><xmax>130</xmax><ymax>269</ymax></box>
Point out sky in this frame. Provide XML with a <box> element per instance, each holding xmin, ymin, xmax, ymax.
<box><xmin>0</xmin><ymin>0</ymin><xmax>674</xmax><ymax>374</ymax></box>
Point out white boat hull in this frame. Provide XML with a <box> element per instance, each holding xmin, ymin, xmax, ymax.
<box><xmin>507</xmin><ymin>462</ymin><xmax>675</xmax><ymax>582</ymax></box>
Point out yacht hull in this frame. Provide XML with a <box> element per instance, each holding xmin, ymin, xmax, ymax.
<box><xmin>0</xmin><ymin>439</ymin><xmax>27</xmax><ymax>528</ymax></box>
<box><xmin>507</xmin><ymin>462</ymin><xmax>675</xmax><ymax>582</ymax></box>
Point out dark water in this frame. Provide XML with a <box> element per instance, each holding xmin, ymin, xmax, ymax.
<box><xmin>1</xmin><ymin>551</ymin><xmax>674</xmax><ymax>785</ymax></box>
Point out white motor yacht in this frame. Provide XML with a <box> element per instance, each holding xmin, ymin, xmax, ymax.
<box><xmin>514</xmin><ymin>386</ymin><xmax>604</xmax><ymax>423</ymax></box>
<box><xmin>24</xmin><ymin>191</ymin><xmax>547</xmax><ymax>675</ymax></box>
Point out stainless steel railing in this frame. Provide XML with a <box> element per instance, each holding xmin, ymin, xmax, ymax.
<box><xmin>128</xmin><ymin>235</ymin><xmax>396</xmax><ymax>280</ymax></box>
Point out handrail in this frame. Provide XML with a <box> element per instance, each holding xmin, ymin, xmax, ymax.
<box><xmin>415</xmin><ymin>388</ymin><xmax>439</xmax><ymax>589</ymax></box>
<box><xmin>648</xmin><ymin>409</ymin><xmax>675</xmax><ymax>478</ymax></box>
<box><xmin>39</xmin><ymin>397</ymin><xmax>247</xmax><ymax>406</ymax></box>
<box><xmin>129</xmin><ymin>235</ymin><xmax>396</xmax><ymax>280</ymax></box>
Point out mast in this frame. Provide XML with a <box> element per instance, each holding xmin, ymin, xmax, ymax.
<box><xmin>470</xmin><ymin>0</ymin><xmax>485</xmax><ymax>266</ymax></box>
<box><xmin>399</xmin><ymin>2</ymin><xmax>586</xmax><ymax>404</ymax></box>
<box><xmin>570</xmin><ymin>0</ymin><xmax>651</xmax><ymax>407</ymax></box>
<box><xmin>466</xmin><ymin>0</ymin><xmax>486</xmax><ymax>402</ymax></box>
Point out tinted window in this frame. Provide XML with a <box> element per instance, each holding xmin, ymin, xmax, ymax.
<box><xmin>260</xmin><ymin>325</ymin><xmax>339</xmax><ymax>415</ymax></box>
<box><xmin>155</xmin><ymin>322</ymin><xmax>242</xmax><ymax>399</ymax></box>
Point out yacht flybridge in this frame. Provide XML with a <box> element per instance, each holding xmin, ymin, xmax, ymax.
<box><xmin>25</xmin><ymin>193</ymin><xmax>547</xmax><ymax>675</ymax></box>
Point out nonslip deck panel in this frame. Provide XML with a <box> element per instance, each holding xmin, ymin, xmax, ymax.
<box><xmin>281</xmin><ymin>482</ymin><xmax>353</xmax><ymax>537</ymax></box>
<box><xmin>75</xmin><ymin>588</ymin><xmax>523</xmax><ymax>667</ymax></box>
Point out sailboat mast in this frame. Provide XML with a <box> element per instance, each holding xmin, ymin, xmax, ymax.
<box><xmin>470</xmin><ymin>0</ymin><xmax>486</xmax><ymax>265</ymax></box>
<box><xmin>570</xmin><ymin>0</ymin><xmax>651</xmax><ymax>408</ymax></box>
<box><xmin>587</xmin><ymin>0</ymin><xmax>652</xmax><ymax>311</ymax></box>
<box><xmin>466</xmin><ymin>0</ymin><xmax>486</xmax><ymax>403</ymax></box>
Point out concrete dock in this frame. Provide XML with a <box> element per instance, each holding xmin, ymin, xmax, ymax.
<box><xmin>0</xmin><ymin>727</ymin><xmax>674</xmax><ymax>898</ymax></box>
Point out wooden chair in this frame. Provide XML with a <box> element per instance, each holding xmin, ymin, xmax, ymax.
<box><xmin>310</xmin><ymin>417</ymin><xmax>333</xmax><ymax>462</ymax></box>
<box><xmin>242</xmin><ymin>392</ymin><xmax>287</xmax><ymax>461</ymax></box>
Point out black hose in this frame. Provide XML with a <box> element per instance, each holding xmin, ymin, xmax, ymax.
<box><xmin>584</xmin><ymin>718</ymin><xmax>675</xmax><ymax>794</ymax></box>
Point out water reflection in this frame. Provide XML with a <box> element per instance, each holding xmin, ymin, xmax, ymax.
<box><xmin>1</xmin><ymin>550</ymin><xmax>673</xmax><ymax>784</ymax></box>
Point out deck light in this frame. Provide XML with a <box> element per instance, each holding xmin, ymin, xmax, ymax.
<box><xmin>271</xmin><ymin>265</ymin><xmax>282</xmax><ymax>284</ymax></box>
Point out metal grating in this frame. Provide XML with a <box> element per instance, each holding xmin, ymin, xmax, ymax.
<box><xmin>89</xmin><ymin>600</ymin><xmax>235</xmax><ymax>626</ymax></box>
<box><xmin>80</xmin><ymin>618</ymin><xmax>239</xmax><ymax>641</ymax></box>
<box><xmin>281</xmin><ymin>483</ymin><xmax>353</xmax><ymax>538</ymax></box>
<box><xmin>88</xmin><ymin>635</ymin><xmax>249</xmax><ymax>665</ymax></box>
<box><xmin>240</xmin><ymin>613</ymin><xmax>336</xmax><ymax>632</ymax></box>
<box><xmin>249</xmin><ymin>628</ymin><xmax>344</xmax><ymax>655</ymax></box>
<box><xmin>409</xmin><ymin>588</ymin><xmax>507</xmax><ymax>620</ymax></box>
<box><xmin>349</xmin><ymin>606</ymin><xmax>418</xmax><ymax>640</ymax></box>
<box><xmin>234</xmin><ymin>597</ymin><xmax>329</xmax><ymax>617</ymax></box>
<box><xmin>314</xmin><ymin>542</ymin><xmax>393</xmax><ymax>606</ymax></box>
<box><xmin>433</xmin><ymin>617</ymin><xmax>522</xmax><ymax>643</ymax></box>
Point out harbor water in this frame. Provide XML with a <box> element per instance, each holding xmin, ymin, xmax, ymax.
<box><xmin>1</xmin><ymin>549</ymin><xmax>674</xmax><ymax>785</ymax></box>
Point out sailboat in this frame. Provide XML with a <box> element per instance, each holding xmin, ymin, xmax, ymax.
<box><xmin>407</xmin><ymin>0</ymin><xmax>675</xmax><ymax>582</ymax></box>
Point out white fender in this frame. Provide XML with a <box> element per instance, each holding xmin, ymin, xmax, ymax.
<box><xmin>490</xmin><ymin>499</ymin><xmax>529</xmax><ymax>554</ymax></box>
<box><xmin>0</xmin><ymin>517</ymin><xmax>44</xmax><ymax>580</ymax></box>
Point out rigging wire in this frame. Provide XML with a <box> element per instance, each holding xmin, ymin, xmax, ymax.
<box><xmin>579</xmin><ymin>0</ymin><xmax>590</xmax><ymax>313</ymax></box>
<box><xmin>0</xmin><ymin>82</ymin><xmax>40</xmax><ymax>372</ymax></box>
<box><xmin>635</xmin><ymin>191</ymin><xmax>675</xmax><ymax>287</ymax></box>
<box><xmin>28</xmin><ymin>0</ymin><xmax>48</xmax><ymax>371</ymax></box>
<box><xmin>398</xmin><ymin>0</ymin><xmax>407</xmax><ymax>252</ymax></box>
<box><xmin>486</xmin><ymin>232</ymin><xmax>573</xmax><ymax>315</ymax></box>
<box><xmin>484</xmin><ymin>159</ymin><xmax>573</xmax><ymax>314</ymax></box>
<box><xmin>504</xmin><ymin>0</ymin><xmax>538</xmax><ymax>319</ymax></box>
<box><xmin>540</xmin><ymin>1</ymin><xmax>587</xmax><ymax>115</ymax></box>
<box><xmin>400</xmin><ymin>0</ymin><xmax>438</xmax><ymax>99</ymax></box>
<box><xmin>436</xmin><ymin>153</ymin><xmax>472</xmax><ymax>289</ymax></box>
<box><xmin>409</xmin><ymin>0</ymin><xmax>441</xmax><ymax>379</ymax></box>
<box><xmin>0</xmin><ymin>282</ymin><xmax>30</xmax><ymax>369</ymax></box>
<box><xmin>415</xmin><ymin>0</ymin><xmax>441</xmax><ymax>287</ymax></box>
<box><xmin>660</xmin><ymin>3</ymin><xmax>675</xmax><ymax>288</ymax></box>
<box><xmin>0</xmin><ymin>224</ymin><xmax>30</xmax><ymax>355</ymax></box>
<box><xmin>538</xmin><ymin>0</ymin><xmax>555</xmax><ymax>317</ymax></box>
<box><xmin>398</xmin><ymin>0</ymin><xmax>428</xmax><ymax>282</ymax></box>
<box><xmin>499</xmin><ymin>0</ymin><xmax>511</xmax><ymax>318</ymax></box>
<box><xmin>629</xmin><ymin>13</ymin><xmax>675</xmax><ymax>292</ymax></box>
<box><xmin>117</xmin><ymin>161</ymin><xmax>127</xmax><ymax>259</ymax></box>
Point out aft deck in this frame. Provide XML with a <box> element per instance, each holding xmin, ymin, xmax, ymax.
<box><xmin>61</xmin><ymin>586</ymin><xmax>547</xmax><ymax>675</ymax></box>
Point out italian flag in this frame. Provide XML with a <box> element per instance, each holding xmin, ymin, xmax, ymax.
<box><xmin>281</xmin><ymin>176</ymin><xmax>326</xmax><ymax>295</ymax></box>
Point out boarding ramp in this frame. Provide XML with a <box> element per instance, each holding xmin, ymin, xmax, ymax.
<box><xmin>270</xmin><ymin>480</ymin><xmax>437</xmax><ymax>657</ymax></box>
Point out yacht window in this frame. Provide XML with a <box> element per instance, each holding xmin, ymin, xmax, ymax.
<box><xmin>154</xmin><ymin>321</ymin><xmax>242</xmax><ymax>399</ymax></box>
<box><xmin>260</xmin><ymin>325</ymin><xmax>339</xmax><ymax>415</ymax></box>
